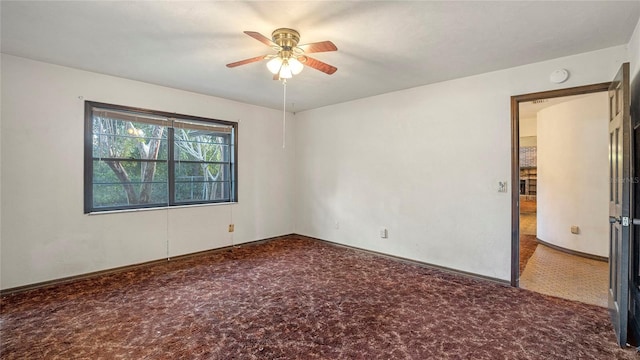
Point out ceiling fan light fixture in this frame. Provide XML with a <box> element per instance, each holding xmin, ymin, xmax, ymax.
<box><xmin>288</xmin><ymin>58</ymin><xmax>304</xmax><ymax>75</ymax></box>
<box><xmin>266</xmin><ymin>57</ymin><xmax>283</xmax><ymax>74</ymax></box>
<box><xmin>279</xmin><ymin>62</ymin><xmax>293</xmax><ymax>79</ymax></box>
<box><xmin>227</xmin><ymin>28</ymin><xmax>337</xmax><ymax>78</ymax></box>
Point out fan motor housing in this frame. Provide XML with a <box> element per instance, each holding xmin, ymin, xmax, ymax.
<box><xmin>272</xmin><ymin>28</ymin><xmax>300</xmax><ymax>49</ymax></box>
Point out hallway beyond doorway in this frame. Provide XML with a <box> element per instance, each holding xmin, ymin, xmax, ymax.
<box><xmin>519</xmin><ymin>196</ymin><xmax>607</xmax><ymax>308</ymax></box>
<box><xmin>520</xmin><ymin>244</ymin><xmax>608</xmax><ymax>307</ymax></box>
<box><xmin>519</xmin><ymin>197</ymin><xmax>538</xmax><ymax>276</ymax></box>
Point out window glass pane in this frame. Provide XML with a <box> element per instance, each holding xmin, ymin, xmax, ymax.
<box><xmin>175</xmin><ymin>163</ymin><xmax>231</xmax><ymax>181</ymax></box>
<box><xmin>172</xmin><ymin>125</ymin><xmax>233</xmax><ymax>203</ymax></box>
<box><xmin>173</xmin><ymin>129</ymin><xmax>230</xmax><ymax>162</ymax></box>
<box><xmin>86</xmin><ymin>102</ymin><xmax>236</xmax><ymax>212</ymax></box>
<box><xmin>92</xmin><ymin>160</ymin><xmax>168</xmax><ymax>208</ymax></box>
<box><xmin>174</xmin><ymin>142</ymin><xmax>230</xmax><ymax>162</ymax></box>
<box><xmin>175</xmin><ymin>181</ymin><xmax>230</xmax><ymax>202</ymax></box>
<box><xmin>175</xmin><ymin>162</ymin><xmax>231</xmax><ymax>202</ymax></box>
<box><xmin>92</xmin><ymin>116</ymin><xmax>168</xmax><ymax>160</ymax></box>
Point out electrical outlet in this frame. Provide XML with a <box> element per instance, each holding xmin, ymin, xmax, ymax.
<box><xmin>335</xmin><ymin>221</ymin><xmax>340</xmax><ymax>229</ymax></box>
<box><xmin>228</xmin><ymin>224</ymin><xmax>235</xmax><ymax>232</ymax></box>
<box><xmin>380</xmin><ymin>228</ymin><xmax>388</xmax><ymax>239</ymax></box>
<box><xmin>571</xmin><ymin>225</ymin><xmax>579</xmax><ymax>234</ymax></box>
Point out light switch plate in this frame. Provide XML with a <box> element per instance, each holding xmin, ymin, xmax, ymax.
<box><xmin>498</xmin><ymin>181</ymin><xmax>508</xmax><ymax>193</ymax></box>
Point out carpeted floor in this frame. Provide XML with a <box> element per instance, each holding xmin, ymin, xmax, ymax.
<box><xmin>1</xmin><ymin>235</ymin><xmax>636</xmax><ymax>359</ymax></box>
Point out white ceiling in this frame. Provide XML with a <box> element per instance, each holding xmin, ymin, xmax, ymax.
<box><xmin>2</xmin><ymin>1</ymin><xmax>639</xmax><ymax>112</ymax></box>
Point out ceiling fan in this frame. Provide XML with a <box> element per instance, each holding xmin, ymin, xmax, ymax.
<box><xmin>226</xmin><ymin>28</ymin><xmax>338</xmax><ymax>80</ymax></box>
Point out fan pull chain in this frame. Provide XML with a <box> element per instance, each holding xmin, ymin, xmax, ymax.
<box><xmin>282</xmin><ymin>79</ymin><xmax>287</xmax><ymax>149</ymax></box>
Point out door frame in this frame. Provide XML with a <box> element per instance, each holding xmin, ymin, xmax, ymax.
<box><xmin>510</xmin><ymin>82</ymin><xmax>611</xmax><ymax>287</ymax></box>
<box><xmin>628</xmin><ymin>70</ymin><xmax>640</xmax><ymax>346</ymax></box>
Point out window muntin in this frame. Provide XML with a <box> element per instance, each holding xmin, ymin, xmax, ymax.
<box><xmin>85</xmin><ymin>102</ymin><xmax>237</xmax><ymax>213</ymax></box>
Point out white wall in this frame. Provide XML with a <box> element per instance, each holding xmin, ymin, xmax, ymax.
<box><xmin>0</xmin><ymin>54</ymin><xmax>3</xmax><ymax>283</ymax></box>
<box><xmin>520</xmin><ymin>137</ymin><xmax>537</xmax><ymax>147</ymax></box>
<box><xmin>293</xmin><ymin>46</ymin><xmax>627</xmax><ymax>281</ymax></box>
<box><xmin>519</xmin><ymin>117</ymin><xmax>538</xmax><ymax>137</ymax></box>
<box><xmin>629</xmin><ymin>17</ymin><xmax>640</xmax><ymax>82</ymax></box>
<box><xmin>519</xmin><ymin>116</ymin><xmax>538</xmax><ymax>147</ymax></box>
<box><xmin>0</xmin><ymin>54</ymin><xmax>294</xmax><ymax>289</ymax></box>
<box><xmin>2</xmin><ymin>30</ymin><xmax>636</xmax><ymax>289</ymax></box>
<box><xmin>536</xmin><ymin>93</ymin><xmax>609</xmax><ymax>257</ymax></box>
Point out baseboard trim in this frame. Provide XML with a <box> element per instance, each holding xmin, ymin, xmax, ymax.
<box><xmin>294</xmin><ymin>234</ymin><xmax>511</xmax><ymax>286</ymax></box>
<box><xmin>536</xmin><ymin>237</ymin><xmax>608</xmax><ymax>262</ymax></box>
<box><xmin>2</xmin><ymin>233</ymin><xmax>510</xmax><ymax>296</ymax></box>
<box><xmin>0</xmin><ymin>234</ymin><xmax>295</xmax><ymax>296</ymax></box>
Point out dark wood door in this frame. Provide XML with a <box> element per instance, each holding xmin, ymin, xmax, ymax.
<box><xmin>608</xmin><ymin>62</ymin><xmax>631</xmax><ymax>347</ymax></box>
<box><xmin>628</xmin><ymin>65</ymin><xmax>640</xmax><ymax>346</ymax></box>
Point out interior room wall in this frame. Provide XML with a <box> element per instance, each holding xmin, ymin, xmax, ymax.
<box><xmin>0</xmin><ymin>54</ymin><xmax>295</xmax><ymax>290</ymax></box>
<box><xmin>519</xmin><ymin>116</ymin><xmax>538</xmax><ymax>137</ymax></box>
<box><xmin>2</xmin><ymin>28</ymin><xmax>636</xmax><ymax>289</ymax></box>
<box><xmin>630</xmin><ymin>16</ymin><xmax>640</xmax><ymax>82</ymax></box>
<box><xmin>520</xmin><ymin>137</ymin><xmax>537</xmax><ymax>147</ymax></box>
<box><xmin>536</xmin><ymin>93</ymin><xmax>609</xmax><ymax>257</ymax></box>
<box><xmin>293</xmin><ymin>45</ymin><xmax>627</xmax><ymax>281</ymax></box>
<box><xmin>0</xmin><ymin>54</ymin><xmax>3</xmax><ymax>277</ymax></box>
<box><xmin>519</xmin><ymin>116</ymin><xmax>538</xmax><ymax>147</ymax></box>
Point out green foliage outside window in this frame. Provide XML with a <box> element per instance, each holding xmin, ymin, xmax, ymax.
<box><xmin>85</xmin><ymin>102</ymin><xmax>236</xmax><ymax>213</ymax></box>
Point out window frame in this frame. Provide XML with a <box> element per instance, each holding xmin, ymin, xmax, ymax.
<box><xmin>84</xmin><ymin>101</ymin><xmax>238</xmax><ymax>213</ymax></box>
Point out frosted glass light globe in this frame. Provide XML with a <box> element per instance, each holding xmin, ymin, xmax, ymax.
<box><xmin>266</xmin><ymin>57</ymin><xmax>283</xmax><ymax>74</ymax></box>
<box><xmin>279</xmin><ymin>63</ymin><xmax>292</xmax><ymax>79</ymax></box>
<box><xmin>288</xmin><ymin>58</ymin><xmax>304</xmax><ymax>75</ymax></box>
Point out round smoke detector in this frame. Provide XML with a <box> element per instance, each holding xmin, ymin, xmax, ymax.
<box><xmin>550</xmin><ymin>69</ymin><xmax>570</xmax><ymax>84</ymax></box>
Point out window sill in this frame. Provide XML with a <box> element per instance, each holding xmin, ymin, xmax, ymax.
<box><xmin>87</xmin><ymin>202</ymin><xmax>238</xmax><ymax>215</ymax></box>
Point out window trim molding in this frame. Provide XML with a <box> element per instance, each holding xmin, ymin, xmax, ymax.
<box><xmin>84</xmin><ymin>101</ymin><xmax>238</xmax><ymax>213</ymax></box>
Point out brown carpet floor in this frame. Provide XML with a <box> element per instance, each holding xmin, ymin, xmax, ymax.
<box><xmin>1</xmin><ymin>235</ymin><xmax>636</xmax><ymax>359</ymax></box>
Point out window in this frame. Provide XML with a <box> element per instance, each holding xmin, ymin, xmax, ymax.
<box><xmin>85</xmin><ymin>101</ymin><xmax>237</xmax><ymax>213</ymax></box>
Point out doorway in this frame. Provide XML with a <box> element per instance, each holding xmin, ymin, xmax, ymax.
<box><xmin>517</xmin><ymin>92</ymin><xmax>610</xmax><ymax>306</ymax></box>
<box><xmin>511</xmin><ymin>83</ymin><xmax>610</xmax><ymax>287</ymax></box>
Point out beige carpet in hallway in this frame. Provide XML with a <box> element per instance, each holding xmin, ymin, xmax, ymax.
<box><xmin>520</xmin><ymin>244</ymin><xmax>608</xmax><ymax>307</ymax></box>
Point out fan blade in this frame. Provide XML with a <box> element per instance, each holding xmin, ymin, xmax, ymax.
<box><xmin>298</xmin><ymin>41</ymin><xmax>338</xmax><ymax>54</ymax></box>
<box><xmin>300</xmin><ymin>56</ymin><xmax>337</xmax><ymax>75</ymax></box>
<box><xmin>226</xmin><ymin>55</ymin><xmax>267</xmax><ymax>68</ymax></box>
<box><xmin>273</xmin><ymin>73</ymin><xmax>280</xmax><ymax>81</ymax></box>
<box><xmin>244</xmin><ymin>31</ymin><xmax>278</xmax><ymax>48</ymax></box>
